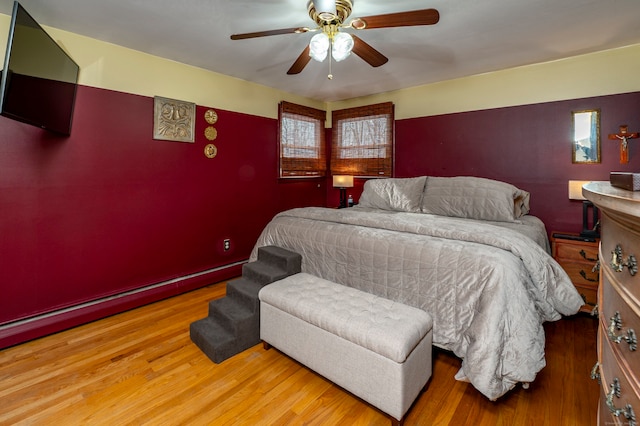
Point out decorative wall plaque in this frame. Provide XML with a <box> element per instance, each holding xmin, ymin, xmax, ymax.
<box><xmin>153</xmin><ymin>96</ymin><xmax>195</xmax><ymax>142</ymax></box>
<box><xmin>204</xmin><ymin>126</ymin><xmax>218</xmax><ymax>141</ymax></box>
<box><xmin>204</xmin><ymin>144</ymin><xmax>217</xmax><ymax>158</ymax></box>
<box><xmin>204</xmin><ymin>109</ymin><xmax>218</xmax><ymax>125</ymax></box>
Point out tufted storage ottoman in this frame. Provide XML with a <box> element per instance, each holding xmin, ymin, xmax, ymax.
<box><xmin>258</xmin><ymin>273</ymin><xmax>433</xmax><ymax>426</ymax></box>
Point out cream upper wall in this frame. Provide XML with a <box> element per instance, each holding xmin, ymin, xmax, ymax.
<box><xmin>1</xmin><ymin>13</ymin><xmax>639</xmax><ymax>121</ymax></box>
<box><xmin>332</xmin><ymin>44</ymin><xmax>640</xmax><ymax>120</ymax></box>
<box><xmin>0</xmin><ymin>14</ymin><xmax>325</xmax><ymax>119</ymax></box>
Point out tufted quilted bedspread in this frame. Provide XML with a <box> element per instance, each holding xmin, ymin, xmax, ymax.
<box><xmin>250</xmin><ymin>207</ymin><xmax>584</xmax><ymax>400</ymax></box>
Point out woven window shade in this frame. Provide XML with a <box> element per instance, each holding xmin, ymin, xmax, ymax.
<box><xmin>331</xmin><ymin>102</ymin><xmax>394</xmax><ymax>177</ymax></box>
<box><xmin>279</xmin><ymin>101</ymin><xmax>327</xmax><ymax>178</ymax></box>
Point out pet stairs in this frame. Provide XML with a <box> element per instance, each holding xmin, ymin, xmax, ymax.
<box><xmin>189</xmin><ymin>245</ymin><xmax>301</xmax><ymax>363</ymax></box>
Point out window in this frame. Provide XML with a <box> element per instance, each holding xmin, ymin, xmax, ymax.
<box><xmin>279</xmin><ymin>101</ymin><xmax>326</xmax><ymax>178</ymax></box>
<box><xmin>331</xmin><ymin>102</ymin><xmax>394</xmax><ymax>177</ymax></box>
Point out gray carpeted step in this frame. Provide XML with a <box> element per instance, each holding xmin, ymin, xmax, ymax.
<box><xmin>208</xmin><ymin>298</ymin><xmax>255</xmax><ymax>333</ymax></box>
<box><xmin>242</xmin><ymin>261</ymin><xmax>290</xmax><ymax>286</ymax></box>
<box><xmin>208</xmin><ymin>297</ymin><xmax>260</xmax><ymax>349</ymax></box>
<box><xmin>256</xmin><ymin>245</ymin><xmax>302</xmax><ymax>275</ymax></box>
<box><xmin>190</xmin><ymin>245</ymin><xmax>302</xmax><ymax>364</ymax></box>
<box><xmin>226</xmin><ymin>277</ymin><xmax>263</xmax><ymax>313</ymax></box>
<box><xmin>189</xmin><ymin>317</ymin><xmax>237</xmax><ymax>364</ymax></box>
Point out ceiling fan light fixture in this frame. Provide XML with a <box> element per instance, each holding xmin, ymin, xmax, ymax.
<box><xmin>312</xmin><ymin>0</ymin><xmax>337</xmax><ymax>22</ymax></box>
<box><xmin>332</xmin><ymin>32</ymin><xmax>353</xmax><ymax>62</ymax></box>
<box><xmin>309</xmin><ymin>32</ymin><xmax>330</xmax><ymax>62</ymax></box>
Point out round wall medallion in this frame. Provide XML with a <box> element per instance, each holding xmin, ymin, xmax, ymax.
<box><xmin>204</xmin><ymin>109</ymin><xmax>218</xmax><ymax>125</ymax></box>
<box><xmin>204</xmin><ymin>143</ymin><xmax>217</xmax><ymax>159</ymax></box>
<box><xmin>204</xmin><ymin>126</ymin><xmax>218</xmax><ymax>141</ymax></box>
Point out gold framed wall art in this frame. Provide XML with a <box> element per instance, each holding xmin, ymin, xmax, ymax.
<box><xmin>153</xmin><ymin>96</ymin><xmax>195</xmax><ymax>142</ymax></box>
<box><xmin>572</xmin><ymin>109</ymin><xmax>600</xmax><ymax>163</ymax></box>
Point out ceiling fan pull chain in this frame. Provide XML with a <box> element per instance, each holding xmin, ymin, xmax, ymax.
<box><xmin>328</xmin><ymin>41</ymin><xmax>333</xmax><ymax>80</ymax></box>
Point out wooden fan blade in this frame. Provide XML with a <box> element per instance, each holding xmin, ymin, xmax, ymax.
<box><xmin>352</xmin><ymin>8</ymin><xmax>439</xmax><ymax>30</ymax></box>
<box><xmin>287</xmin><ymin>46</ymin><xmax>312</xmax><ymax>75</ymax></box>
<box><xmin>351</xmin><ymin>35</ymin><xmax>388</xmax><ymax>67</ymax></box>
<box><xmin>231</xmin><ymin>27</ymin><xmax>309</xmax><ymax>40</ymax></box>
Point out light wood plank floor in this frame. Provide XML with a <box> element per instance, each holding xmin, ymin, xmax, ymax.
<box><xmin>0</xmin><ymin>280</ymin><xmax>599</xmax><ymax>425</ymax></box>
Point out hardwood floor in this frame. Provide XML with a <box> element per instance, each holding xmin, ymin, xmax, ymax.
<box><xmin>0</xmin><ymin>280</ymin><xmax>599</xmax><ymax>425</ymax></box>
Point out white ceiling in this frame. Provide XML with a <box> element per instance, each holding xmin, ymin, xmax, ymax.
<box><xmin>2</xmin><ymin>0</ymin><xmax>640</xmax><ymax>102</ymax></box>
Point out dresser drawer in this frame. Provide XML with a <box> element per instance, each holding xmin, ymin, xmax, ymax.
<box><xmin>576</xmin><ymin>283</ymin><xmax>598</xmax><ymax>310</ymax></box>
<box><xmin>600</xmin><ymin>271</ymin><xmax>640</xmax><ymax>377</ymax></box>
<box><xmin>598</xmin><ymin>393</ymin><xmax>623</xmax><ymax>426</ymax></box>
<box><xmin>555</xmin><ymin>242</ymin><xmax>599</xmax><ymax>262</ymax></box>
<box><xmin>598</xmin><ymin>326</ymin><xmax>640</xmax><ymax>425</ymax></box>
<box><xmin>557</xmin><ymin>260</ymin><xmax>599</xmax><ymax>286</ymax></box>
<box><xmin>601</xmin><ymin>214</ymin><xmax>640</xmax><ymax>305</ymax></box>
<box><xmin>551</xmin><ymin>234</ymin><xmax>600</xmax><ymax>314</ymax></box>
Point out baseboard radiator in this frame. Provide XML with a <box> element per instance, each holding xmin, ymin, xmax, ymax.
<box><xmin>0</xmin><ymin>260</ymin><xmax>246</xmax><ymax>350</ymax></box>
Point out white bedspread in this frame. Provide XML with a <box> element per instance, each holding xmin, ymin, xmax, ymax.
<box><xmin>250</xmin><ymin>207</ymin><xmax>583</xmax><ymax>400</ymax></box>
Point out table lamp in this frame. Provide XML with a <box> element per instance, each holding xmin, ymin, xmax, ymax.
<box><xmin>568</xmin><ymin>180</ymin><xmax>599</xmax><ymax>239</ymax></box>
<box><xmin>333</xmin><ymin>175</ymin><xmax>354</xmax><ymax>208</ymax></box>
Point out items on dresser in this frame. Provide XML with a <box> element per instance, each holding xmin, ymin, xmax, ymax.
<box><xmin>551</xmin><ymin>232</ymin><xmax>600</xmax><ymax>314</ymax></box>
<box><xmin>610</xmin><ymin>172</ymin><xmax>640</xmax><ymax>191</ymax></box>
<box><xmin>584</xmin><ymin>181</ymin><xmax>639</xmax><ymax>426</ymax></box>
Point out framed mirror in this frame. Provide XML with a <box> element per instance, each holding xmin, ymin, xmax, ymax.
<box><xmin>572</xmin><ymin>109</ymin><xmax>600</xmax><ymax>163</ymax></box>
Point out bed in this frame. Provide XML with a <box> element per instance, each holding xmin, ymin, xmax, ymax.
<box><xmin>250</xmin><ymin>176</ymin><xmax>584</xmax><ymax>400</ymax></box>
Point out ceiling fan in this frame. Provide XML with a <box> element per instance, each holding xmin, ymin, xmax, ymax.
<box><xmin>230</xmin><ymin>0</ymin><xmax>440</xmax><ymax>76</ymax></box>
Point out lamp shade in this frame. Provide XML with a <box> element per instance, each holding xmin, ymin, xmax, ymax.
<box><xmin>333</xmin><ymin>175</ymin><xmax>354</xmax><ymax>188</ymax></box>
<box><xmin>332</xmin><ymin>32</ymin><xmax>354</xmax><ymax>62</ymax></box>
<box><xmin>309</xmin><ymin>33</ymin><xmax>329</xmax><ymax>62</ymax></box>
<box><xmin>308</xmin><ymin>31</ymin><xmax>354</xmax><ymax>63</ymax></box>
<box><xmin>568</xmin><ymin>180</ymin><xmax>590</xmax><ymax>200</ymax></box>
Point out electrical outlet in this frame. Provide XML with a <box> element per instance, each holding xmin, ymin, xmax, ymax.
<box><xmin>223</xmin><ymin>239</ymin><xmax>230</xmax><ymax>251</ymax></box>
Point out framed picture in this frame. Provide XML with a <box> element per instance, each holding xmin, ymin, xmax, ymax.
<box><xmin>153</xmin><ymin>96</ymin><xmax>195</xmax><ymax>142</ymax></box>
<box><xmin>572</xmin><ymin>109</ymin><xmax>600</xmax><ymax>163</ymax></box>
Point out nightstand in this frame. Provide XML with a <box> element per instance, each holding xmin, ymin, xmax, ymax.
<box><xmin>550</xmin><ymin>232</ymin><xmax>600</xmax><ymax>314</ymax></box>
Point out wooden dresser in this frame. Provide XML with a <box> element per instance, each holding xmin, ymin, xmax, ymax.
<box><xmin>584</xmin><ymin>181</ymin><xmax>640</xmax><ymax>426</ymax></box>
<box><xmin>551</xmin><ymin>232</ymin><xmax>600</xmax><ymax>313</ymax></box>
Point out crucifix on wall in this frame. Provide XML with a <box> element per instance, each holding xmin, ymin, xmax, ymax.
<box><xmin>608</xmin><ymin>125</ymin><xmax>639</xmax><ymax>164</ymax></box>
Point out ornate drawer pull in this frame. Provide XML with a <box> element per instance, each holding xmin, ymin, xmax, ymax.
<box><xmin>579</xmin><ymin>270</ymin><xmax>598</xmax><ymax>282</ymax></box>
<box><xmin>606</xmin><ymin>377</ymin><xmax>637</xmax><ymax>426</ymax></box>
<box><xmin>590</xmin><ymin>362</ymin><xmax>601</xmax><ymax>384</ymax></box>
<box><xmin>611</xmin><ymin>244</ymin><xmax>638</xmax><ymax>276</ymax></box>
<box><xmin>580</xmin><ymin>249</ymin><xmax>598</xmax><ymax>262</ymax></box>
<box><xmin>608</xmin><ymin>311</ymin><xmax>638</xmax><ymax>351</ymax></box>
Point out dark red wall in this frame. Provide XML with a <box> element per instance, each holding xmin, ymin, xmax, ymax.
<box><xmin>0</xmin><ymin>85</ymin><xmax>326</xmax><ymax>346</ymax></box>
<box><xmin>395</xmin><ymin>91</ymin><xmax>640</xmax><ymax>234</ymax></box>
<box><xmin>3</xmin><ymin>84</ymin><xmax>639</xmax><ymax>347</ymax></box>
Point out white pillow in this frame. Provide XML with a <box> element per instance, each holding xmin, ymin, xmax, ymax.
<box><xmin>421</xmin><ymin>176</ymin><xmax>530</xmax><ymax>222</ymax></box>
<box><xmin>358</xmin><ymin>177</ymin><xmax>427</xmax><ymax>212</ymax></box>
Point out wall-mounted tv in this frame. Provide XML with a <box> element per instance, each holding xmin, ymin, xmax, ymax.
<box><xmin>0</xmin><ymin>1</ymin><xmax>79</xmax><ymax>136</ymax></box>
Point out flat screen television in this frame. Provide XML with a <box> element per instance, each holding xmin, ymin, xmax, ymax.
<box><xmin>0</xmin><ymin>1</ymin><xmax>79</xmax><ymax>135</ymax></box>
